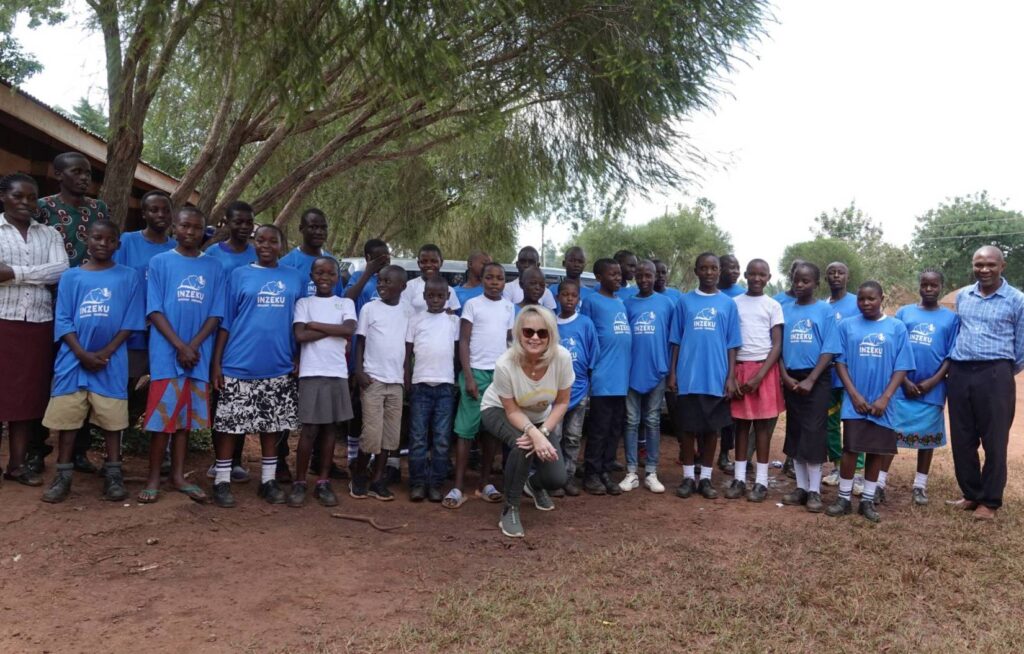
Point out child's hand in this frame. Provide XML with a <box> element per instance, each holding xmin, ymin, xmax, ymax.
<box><xmin>868</xmin><ymin>396</ymin><xmax>890</xmax><ymax>417</ymax></box>
<box><xmin>365</xmin><ymin>254</ymin><xmax>388</xmax><ymax>276</ymax></box>
<box><xmin>851</xmin><ymin>393</ymin><xmax>871</xmax><ymax>414</ymax></box>
<box><xmin>901</xmin><ymin>379</ymin><xmax>921</xmax><ymax>397</ymax></box>
<box><xmin>211</xmin><ymin>363</ymin><xmax>224</xmax><ymax>391</ymax></box>
<box><xmin>355</xmin><ymin>372</ymin><xmax>373</xmax><ymax>390</ymax></box>
<box><xmin>176</xmin><ymin>343</ymin><xmax>199</xmax><ymax>368</ymax></box>
<box><xmin>464</xmin><ymin>377</ymin><xmax>479</xmax><ymax>400</ymax></box>
<box><xmin>740</xmin><ymin>375</ymin><xmax>762</xmax><ymax>395</ymax></box>
<box><xmin>666</xmin><ymin>373</ymin><xmax>677</xmax><ymax>394</ymax></box>
<box><xmin>77</xmin><ymin>350</ymin><xmax>109</xmax><ymax>372</ymax></box>
<box><xmin>794</xmin><ymin>377</ymin><xmax>815</xmax><ymax>395</ymax></box>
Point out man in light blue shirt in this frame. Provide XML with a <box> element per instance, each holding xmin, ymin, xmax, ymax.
<box><xmin>948</xmin><ymin>246</ymin><xmax>1024</xmax><ymax>520</ymax></box>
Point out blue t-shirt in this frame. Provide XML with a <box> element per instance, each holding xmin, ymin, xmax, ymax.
<box><xmin>624</xmin><ymin>292</ymin><xmax>674</xmax><ymax>393</ymax></box>
<box><xmin>836</xmin><ymin>315</ymin><xmax>916</xmax><ymax>428</ymax></box>
<box><xmin>52</xmin><ymin>265</ymin><xmax>146</xmax><ymax>399</ymax></box>
<box><xmin>113</xmin><ymin>230</ymin><xmax>177</xmax><ymax>350</ymax></box>
<box><xmin>205</xmin><ymin>241</ymin><xmax>257</xmax><ymax>274</ymax></box>
<box><xmin>615</xmin><ymin>285</ymin><xmax>639</xmax><ymax>302</ymax></box>
<box><xmin>895</xmin><ymin>304</ymin><xmax>959</xmax><ymax>407</ymax></box>
<box><xmin>719</xmin><ymin>284</ymin><xmax>745</xmax><ymax>298</ymax></box>
<box><xmin>781</xmin><ymin>300</ymin><xmax>840</xmax><ymax>371</ymax></box>
<box><xmin>828</xmin><ymin>292</ymin><xmax>861</xmax><ymax>388</ymax></box>
<box><xmin>347</xmin><ymin>269</ymin><xmax>381</xmax><ymax>315</ymax></box>
<box><xmin>669</xmin><ymin>290</ymin><xmax>742</xmax><ymax>397</ymax></box>
<box><xmin>772</xmin><ymin>291</ymin><xmax>796</xmax><ymax>312</ymax></box>
<box><xmin>220</xmin><ymin>264</ymin><xmax>306</xmax><ymax>379</ymax></box>
<box><xmin>557</xmin><ymin>313</ymin><xmax>599</xmax><ymax>409</ymax></box>
<box><xmin>279</xmin><ymin>247</ymin><xmax>345</xmax><ymax>297</ymax></box>
<box><xmin>146</xmin><ymin>250</ymin><xmax>226</xmax><ymax>383</ymax></box>
<box><xmin>455</xmin><ymin>283</ymin><xmax>485</xmax><ymax>315</ymax></box>
<box><xmin>549</xmin><ymin>281</ymin><xmax>595</xmax><ymax>314</ymax></box>
<box><xmin>580</xmin><ymin>292</ymin><xmax>631</xmax><ymax>396</ymax></box>
<box><xmin>658</xmin><ymin>287</ymin><xmax>684</xmax><ymax>307</ymax></box>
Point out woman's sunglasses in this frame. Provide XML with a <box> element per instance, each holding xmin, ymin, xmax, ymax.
<box><xmin>521</xmin><ymin>327</ymin><xmax>550</xmax><ymax>340</ymax></box>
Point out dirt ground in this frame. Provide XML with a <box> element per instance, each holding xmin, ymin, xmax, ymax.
<box><xmin>2</xmin><ymin>388</ymin><xmax>1024</xmax><ymax>654</ymax></box>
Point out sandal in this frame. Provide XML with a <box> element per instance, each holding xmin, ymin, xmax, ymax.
<box><xmin>137</xmin><ymin>488</ymin><xmax>160</xmax><ymax>504</ymax></box>
<box><xmin>475</xmin><ymin>484</ymin><xmax>504</xmax><ymax>503</ymax></box>
<box><xmin>442</xmin><ymin>488</ymin><xmax>466</xmax><ymax>509</ymax></box>
<box><xmin>176</xmin><ymin>484</ymin><xmax>209</xmax><ymax>503</ymax></box>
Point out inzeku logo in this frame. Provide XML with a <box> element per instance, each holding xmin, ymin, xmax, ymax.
<box><xmin>80</xmin><ymin>287</ymin><xmax>111</xmax><ymax>317</ymax></box>
<box><xmin>177</xmin><ymin>275</ymin><xmax>206</xmax><ymax>304</ymax></box>
<box><xmin>613</xmin><ymin>312</ymin><xmax>630</xmax><ymax>335</ymax></box>
<box><xmin>258</xmin><ymin>281</ymin><xmax>288</xmax><ymax>306</ymax></box>
<box><xmin>693</xmin><ymin>307</ymin><xmax>717</xmax><ymax>331</ymax></box>
<box><xmin>790</xmin><ymin>318</ymin><xmax>814</xmax><ymax>343</ymax></box>
<box><xmin>909</xmin><ymin>323</ymin><xmax>935</xmax><ymax>346</ymax></box>
<box><xmin>859</xmin><ymin>333</ymin><xmax>885</xmax><ymax>358</ymax></box>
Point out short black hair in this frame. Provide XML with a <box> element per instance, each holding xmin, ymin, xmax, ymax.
<box><xmin>794</xmin><ymin>261</ymin><xmax>820</xmax><ymax>283</ymax></box>
<box><xmin>482</xmin><ymin>262</ymin><xmax>505</xmax><ymax>276</ymax></box>
<box><xmin>0</xmin><ymin>172</ymin><xmax>37</xmax><ymax>195</ymax></box>
<box><xmin>255</xmin><ymin>223</ymin><xmax>285</xmax><ymax>241</ymax></box>
<box><xmin>919</xmin><ymin>268</ymin><xmax>945</xmax><ymax>285</ymax></box>
<box><xmin>225</xmin><ymin>200</ymin><xmax>253</xmax><ymax>220</ymax></box>
<box><xmin>564</xmin><ymin>246</ymin><xmax>585</xmax><ymax>258</ymax></box>
<box><xmin>593</xmin><ymin>257</ymin><xmax>617</xmax><ymax>276</ymax></box>
<box><xmin>300</xmin><ymin>207</ymin><xmax>326</xmax><ymax>227</ymax></box>
<box><xmin>363</xmin><ymin>238</ymin><xmax>387</xmax><ymax>258</ymax></box>
<box><xmin>424</xmin><ymin>275</ymin><xmax>449</xmax><ymax>291</ymax></box>
<box><xmin>141</xmin><ymin>190</ymin><xmax>170</xmax><ymax>209</ymax></box>
<box><xmin>637</xmin><ymin>259</ymin><xmax>655</xmax><ymax>272</ymax></box>
<box><xmin>88</xmin><ymin>218</ymin><xmax>120</xmax><ymax>238</ymax></box>
<box><xmin>859</xmin><ymin>280</ymin><xmax>883</xmax><ymax>296</ymax></box>
<box><xmin>719</xmin><ymin>253</ymin><xmax>738</xmax><ymax>264</ymax></box>
<box><xmin>613</xmin><ymin>249</ymin><xmax>635</xmax><ymax>261</ymax></box>
<box><xmin>518</xmin><ymin>245</ymin><xmax>539</xmax><ymax>256</ymax></box>
<box><xmin>746</xmin><ymin>258</ymin><xmax>770</xmax><ymax>271</ymax></box>
<box><xmin>311</xmin><ymin>256</ymin><xmax>339</xmax><ymax>273</ymax></box>
<box><xmin>175</xmin><ymin>206</ymin><xmax>205</xmax><ymax>223</ymax></box>
<box><xmin>558</xmin><ymin>277</ymin><xmax>581</xmax><ymax>293</ymax></box>
<box><xmin>419</xmin><ymin>243</ymin><xmax>443</xmax><ymax>258</ymax></box>
<box><xmin>694</xmin><ymin>251</ymin><xmax>719</xmax><ymax>268</ymax></box>
<box><xmin>380</xmin><ymin>264</ymin><xmax>406</xmax><ymax>280</ymax></box>
<box><xmin>53</xmin><ymin>152</ymin><xmax>88</xmax><ymax>171</ymax></box>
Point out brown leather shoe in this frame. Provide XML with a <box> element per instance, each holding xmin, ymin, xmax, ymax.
<box><xmin>973</xmin><ymin>505</ymin><xmax>997</xmax><ymax>520</ymax></box>
<box><xmin>950</xmin><ymin>498</ymin><xmax>979</xmax><ymax>511</ymax></box>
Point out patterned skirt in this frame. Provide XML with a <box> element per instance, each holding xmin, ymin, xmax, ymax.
<box><xmin>214</xmin><ymin>374</ymin><xmax>298</xmax><ymax>434</ymax></box>
<box><xmin>893</xmin><ymin>398</ymin><xmax>947</xmax><ymax>449</ymax></box>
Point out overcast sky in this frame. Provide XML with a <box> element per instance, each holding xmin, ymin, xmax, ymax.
<box><xmin>15</xmin><ymin>1</ymin><xmax>1024</xmax><ymax>270</ymax></box>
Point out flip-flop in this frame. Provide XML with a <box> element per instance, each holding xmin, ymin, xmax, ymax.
<box><xmin>442</xmin><ymin>488</ymin><xmax>466</xmax><ymax>509</ymax></box>
<box><xmin>475</xmin><ymin>484</ymin><xmax>504</xmax><ymax>503</ymax></box>
<box><xmin>137</xmin><ymin>488</ymin><xmax>160</xmax><ymax>504</ymax></box>
<box><xmin>176</xmin><ymin>484</ymin><xmax>208</xmax><ymax>503</ymax></box>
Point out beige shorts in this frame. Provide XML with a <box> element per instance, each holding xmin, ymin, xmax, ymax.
<box><xmin>43</xmin><ymin>391</ymin><xmax>129</xmax><ymax>432</ymax></box>
<box><xmin>359</xmin><ymin>382</ymin><xmax>403</xmax><ymax>454</ymax></box>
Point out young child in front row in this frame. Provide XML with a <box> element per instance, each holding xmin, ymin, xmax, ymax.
<box><xmin>829</xmin><ymin>281</ymin><xmax>915</xmax><ymax>523</ymax></box>
<box><xmin>779</xmin><ymin>262</ymin><xmax>838</xmax><ymax>512</ymax></box>
<box><xmin>139</xmin><ymin>207</ymin><xmax>224</xmax><ymax>504</ymax></box>
<box><xmin>555</xmin><ymin>278</ymin><xmax>598</xmax><ymax>496</ymax></box>
<box><xmin>291</xmin><ymin>257</ymin><xmax>357</xmax><ymax>508</ymax></box>
<box><xmin>448</xmin><ymin>262</ymin><xmax>514</xmax><ymax>508</ymax></box>
<box><xmin>210</xmin><ymin>224</ymin><xmax>306</xmax><ymax>508</ymax></box>
<box><xmin>667</xmin><ymin>252</ymin><xmax>741</xmax><ymax>500</ymax></box>
<box><xmin>352</xmin><ymin>265</ymin><xmax>409</xmax><ymax>500</ymax></box>
<box><xmin>725</xmin><ymin>259</ymin><xmax>784</xmax><ymax>502</ymax></box>
<box><xmin>516</xmin><ymin>265</ymin><xmax>548</xmax><ymax>314</ymax></box>
<box><xmin>405</xmin><ymin>276</ymin><xmax>460</xmax><ymax>502</ymax></box>
<box><xmin>41</xmin><ymin>220</ymin><xmax>145</xmax><ymax>503</ymax></box>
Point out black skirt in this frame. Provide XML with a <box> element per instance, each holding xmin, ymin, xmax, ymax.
<box><xmin>843</xmin><ymin>419</ymin><xmax>897</xmax><ymax>455</ymax></box>
<box><xmin>782</xmin><ymin>369</ymin><xmax>831</xmax><ymax>464</ymax></box>
<box><xmin>674</xmin><ymin>393</ymin><xmax>733</xmax><ymax>433</ymax></box>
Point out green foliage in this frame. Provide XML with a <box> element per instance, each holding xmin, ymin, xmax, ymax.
<box><xmin>779</xmin><ymin>238</ymin><xmax>864</xmax><ymax>293</ymax></box>
<box><xmin>912</xmin><ymin>191</ymin><xmax>1024</xmax><ymax>289</ymax></box>
<box><xmin>0</xmin><ymin>0</ymin><xmax>65</xmax><ymax>83</ymax></box>
<box><xmin>813</xmin><ymin>202</ymin><xmax>883</xmax><ymax>247</ymax></box>
<box><xmin>57</xmin><ymin>97</ymin><xmax>109</xmax><ymax>138</ymax></box>
<box><xmin>570</xmin><ymin>200</ymin><xmax>732</xmax><ymax>288</ymax></box>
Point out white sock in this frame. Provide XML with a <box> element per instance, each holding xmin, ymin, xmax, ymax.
<box><xmin>863</xmin><ymin>480</ymin><xmax>877</xmax><ymax>502</ymax></box>
<box><xmin>878</xmin><ymin>470</ymin><xmax>888</xmax><ymax>488</ymax></box>
<box><xmin>700</xmin><ymin>465</ymin><xmax>712</xmax><ymax>480</ymax></box>
<box><xmin>683</xmin><ymin>465</ymin><xmax>695</xmax><ymax>480</ymax></box>
<box><xmin>794</xmin><ymin>460</ymin><xmax>809</xmax><ymax>491</ymax></box>
<box><xmin>838</xmin><ymin>477</ymin><xmax>854</xmax><ymax>501</ymax></box>
<box><xmin>913</xmin><ymin>472</ymin><xmax>928</xmax><ymax>490</ymax></box>
<box><xmin>215</xmin><ymin>459</ymin><xmax>231</xmax><ymax>485</ymax></box>
<box><xmin>261</xmin><ymin>456</ymin><xmax>277</xmax><ymax>483</ymax></box>
<box><xmin>755</xmin><ymin>462</ymin><xmax>769</xmax><ymax>487</ymax></box>
<box><xmin>807</xmin><ymin>462</ymin><xmax>822</xmax><ymax>494</ymax></box>
<box><xmin>734</xmin><ymin>460</ymin><xmax>747</xmax><ymax>482</ymax></box>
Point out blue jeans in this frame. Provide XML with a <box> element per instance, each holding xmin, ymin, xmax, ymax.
<box><xmin>625</xmin><ymin>378</ymin><xmax>666</xmax><ymax>473</ymax></box>
<box><xmin>408</xmin><ymin>383</ymin><xmax>456</xmax><ymax>487</ymax></box>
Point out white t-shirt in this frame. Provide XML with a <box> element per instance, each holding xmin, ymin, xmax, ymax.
<box><xmin>733</xmin><ymin>293</ymin><xmax>784</xmax><ymax>362</ymax></box>
<box><xmin>461</xmin><ymin>294</ymin><xmax>515</xmax><ymax>370</ymax></box>
<box><xmin>293</xmin><ymin>296</ymin><xmax>357</xmax><ymax>378</ymax></box>
<box><xmin>401</xmin><ymin>275</ymin><xmax>461</xmax><ymax>316</ymax></box>
<box><xmin>355</xmin><ymin>300</ymin><xmax>409</xmax><ymax>383</ymax></box>
<box><xmin>502</xmin><ymin>278</ymin><xmax>557</xmax><ymax>311</ymax></box>
<box><xmin>481</xmin><ymin>346</ymin><xmax>575</xmax><ymax>424</ymax></box>
<box><xmin>406</xmin><ymin>310</ymin><xmax>459</xmax><ymax>384</ymax></box>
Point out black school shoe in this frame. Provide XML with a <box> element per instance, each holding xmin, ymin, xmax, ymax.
<box><xmin>675</xmin><ymin>477</ymin><xmax>696</xmax><ymax>499</ymax></box>
<box><xmin>583</xmin><ymin>474</ymin><xmax>606</xmax><ymax>495</ymax></box>
<box><xmin>747</xmin><ymin>483</ymin><xmax>768</xmax><ymax>503</ymax></box>
<box><xmin>258</xmin><ymin>480</ymin><xmax>287</xmax><ymax>504</ymax></box>
<box><xmin>717</xmin><ymin>452</ymin><xmax>735</xmax><ymax>474</ymax></box>
<box><xmin>875</xmin><ymin>486</ymin><xmax>886</xmax><ymax>505</ymax></box>
<box><xmin>103</xmin><ymin>467</ymin><xmax>128</xmax><ymax>502</ymax></box>
<box><xmin>805</xmin><ymin>492</ymin><xmax>825</xmax><ymax>513</ymax></box>
<box><xmin>782</xmin><ymin>488</ymin><xmax>808</xmax><ymax>506</ymax></box>
<box><xmin>724</xmin><ymin>479</ymin><xmax>746</xmax><ymax>500</ymax></box>
<box><xmin>315</xmin><ymin>482</ymin><xmax>339</xmax><ymax>507</ymax></box>
<box><xmin>73</xmin><ymin>453</ymin><xmax>99</xmax><ymax>475</ymax></box>
<box><xmin>427</xmin><ymin>486</ymin><xmax>444</xmax><ymax>503</ymax></box>
<box><xmin>599</xmin><ymin>473</ymin><xmax>622</xmax><ymax>496</ymax></box>
<box><xmin>697</xmin><ymin>478</ymin><xmax>718</xmax><ymax>499</ymax></box>
<box><xmin>349</xmin><ymin>476</ymin><xmax>369</xmax><ymax>499</ymax></box>
<box><xmin>368</xmin><ymin>480</ymin><xmax>394</xmax><ymax>501</ymax></box>
<box><xmin>212</xmin><ymin>482</ymin><xmax>236</xmax><ymax>508</ymax></box>
<box><xmin>41</xmin><ymin>475</ymin><xmax>72</xmax><ymax>503</ymax></box>
<box><xmin>825</xmin><ymin>497</ymin><xmax>852</xmax><ymax>517</ymax></box>
<box><xmin>288</xmin><ymin>483</ymin><xmax>307</xmax><ymax>508</ymax></box>
<box><xmin>858</xmin><ymin>499</ymin><xmax>881</xmax><ymax>523</ymax></box>
<box><xmin>563</xmin><ymin>479</ymin><xmax>581</xmax><ymax>497</ymax></box>
<box><xmin>409</xmin><ymin>484</ymin><xmax>427</xmax><ymax>502</ymax></box>
<box><xmin>4</xmin><ymin>467</ymin><xmax>43</xmax><ymax>487</ymax></box>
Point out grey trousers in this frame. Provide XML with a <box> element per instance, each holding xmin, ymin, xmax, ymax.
<box><xmin>560</xmin><ymin>399</ymin><xmax>587</xmax><ymax>477</ymax></box>
<box><xmin>481</xmin><ymin>407</ymin><xmax>567</xmax><ymax>507</ymax></box>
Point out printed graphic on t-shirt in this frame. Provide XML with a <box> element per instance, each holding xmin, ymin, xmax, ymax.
<box><xmin>632</xmin><ymin>310</ymin><xmax>659</xmax><ymax>334</ymax></box>
<box><xmin>859</xmin><ymin>332</ymin><xmax>885</xmax><ymax>358</ymax></box>
<box><xmin>693</xmin><ymin>307</ymin><xmax>717</xmax><ymax>330</ymax></box>
<box><xmin>908</xmin><ymin>323</ymin><xmax>935</xmax><ymax>346</ymax></box>
<box><xmin>177</xmin><ymin>275</ymin><xmax>207</xmax><ymax>303</ymax></box>
<box><xmin>561</xmin><ymin>336</ymin><xmax>579</xmax><ymax>360</ymax></box>
<box><xmin>613</xmin><ymin>311</ymin><xmax>630</xmax><ymax>334</ymax></box>
<box><xmin>80</xmin><ymin>288</ymin><xmax>112</xmax><ymax>316</ymax></box>
<box><xmin>790</xmin><ymin>318</ymin><xmax>814</xmax><ymax>342</ymax></box>
<box><xmin>258</xmin><ymin>281</ymin><xmax>288</xmax><ymax>306</ymax></box>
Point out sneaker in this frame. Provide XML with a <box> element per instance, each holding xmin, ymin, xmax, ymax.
<box><xmin>875</xmin><ymin>486</ymin><xmax>887</xmax><ymax>505</ymax></box>
<box><xmin>782</xmin><ymin>488</ymin><xmax>808</xmax><ymax>506</ymax></box>
<box><xmin>618</xmin><ymin>472</ymin><xmax>640</xmax><ymax>492</ymax></box>
<box><xmin>368</xmin><ymin>480</ymin><xmax>394</xmax><ymax>501</ymax></box>
<box><xmin>427</xmin><ymin>486</ymin><xmax>444</xmax><ymax>503</ymax></box>
<box><xmin>852</xmin><ymin>476</ymin><xmax>865</xmax><ymax>496</ymax></box>
<box><xmin>258</xmin><ymin>480</ymin><xmax>286</xmax><ymax>504</ymax></box>
<box><xmin>747</xmin><ymin>482</ymin><xmax>768</xmax><ymax>502</ymax></box>
<box><xmin>563</xmin><ymin>479</ymin><xmax>581</xmax><ymax>497</ymax></box>
<box><xmin>409</xmin><ymin>484</ymin><xmax>427</xmax><ymax>502</ymax></box>
<box><xmin>288</xmin><ymin>483</ymin><xmax>307</xmax><ymax>508</ymax></box>
<box><xmin>858</xmin><ymin>498</ymin><xmax>881</xmax><ymax>523</ymax></box>
<box><xmin>103</xmin><ymin>469</ymin><xmax>128</xmax><ymax>502</ymax></box>
<box><xmin>582</xmin><ymin>474</ymin><xmax>606</xmax><ymax>495</ymax></box>
<box><xmin>723</xmin><ymin>479</ymin><xmax>746</xmax><ymax>500</ymax></box>
<box><xmin>599</xmin><ymin>472</ymin><xmax>622</xmax><ymax>496</ymax></box>
<box><xmin>643</xmin><ymin>473</ymin><xmax>665</xmax><ymax>494</ymax></box>
<box><xmin>912</xmin><ymin>487</ymin><xmax>929</xmax><ymax>506</ymax></box>
<box><xmin>314</xmin><ymin>481</ymin><xmax>339</xmax><ymax>507</ymax></box>
<box><xmin>717</xmin><ymin>452</ymin><xmax>735</xmax><ymax>474</ymax></box>
<box><xmin>697</xmin><ymin>478</ymin><xmax>718</xmax><ymax>499</ymax></box>
<box><xmin>41</xmin><ymin>475</ymin><xmax>72</xmax><ymax>503</ymax></box>
<box><xmin>675</xmin><ymin>477</ymin><xmax>696</xmax><ymax>498</ymax></box>
<box><xmin>826</xmin><ymin>497</ymin><xmax>852</xmax><ymax>517</ymax></box>
<box><xmin>499</xmin><ymin>504</ymin><xmax>524</xmax><ymax>538</ymax></box>
<box><xmin>805</xmin><ymin>491</ymin><xmax>825</xmax><ymax>513</ymax></box>
<box><xmin>822</xmin><ymin>468</ymin><xmax>840</xmax><ymax>486</ymax></box>
<box><xmin>212</xmin><ymin>482</ymin><xmax>236</xmax><ymax>508</ymax></box>
<box><xmin>523</xmin><ymin>476</ymin><xmax>554</xmax><ymax>511</ymax></box>
<box><xmin>349</xmin><ymin>476</ymin><xmax>369</xmax><ymax>499</ymax></box>
<box><xmin>231</xmin><ymin>465</ymin><xmax>250</xmax><ymax>483</ymax></box>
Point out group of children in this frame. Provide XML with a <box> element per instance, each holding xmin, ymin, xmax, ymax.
<box><xmin>1</xmin><ymin>154</ymin><xmax>960</xmax><ymax>528</ymax></box>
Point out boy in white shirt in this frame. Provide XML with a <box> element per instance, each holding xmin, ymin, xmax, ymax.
<box><xmin>401</xmin><ymin>243</ymin><xmax>460</xmax><ymax>315</ymax></box>
<box><xmin>291</xmin><ymin>257</ymin><xmax>358</xmax><ymax>508</ymax></box>
<box><xmin>352</xmin><ymin>265</ymin><xmax>408</xmax><ymax>500</ymax></box>
<box><xmin>404</xmin><ymin>277</ymin><xmax>460</xmax><ymax>502</ymax></box>
<box><xmin>445</xmin><ymin>262</ymin><xmax>515</xmax><ymax>508</ymax></box>
<box><xmin>502</xmin><ymin>246</ymin><xmax>557</xmax><ymax>310</ymax></box>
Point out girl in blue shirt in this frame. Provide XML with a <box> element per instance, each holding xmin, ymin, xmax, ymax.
<box><xmin>210</xmin><ymin>224</ymin><xmax>305</xmax><ymax>508</ymax></box>
<box><xmin>555</xmin><ymin>278</ymin><xmax>598</xmax><ymax>495</ymax></box>
<box><xmin>829</xmin><ymin>281</ymin><xmax>915</xmax><ymax>523</ymax></box>
<box><xmin>878</xmin><ymin>269</ymin><xmax>958</xmax><ymax>506</ymax></box>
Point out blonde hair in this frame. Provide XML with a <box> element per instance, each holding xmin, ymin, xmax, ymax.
<box><xmin>509</xmin><ymin>306</ymin><xmax>560</xmax><ymax>367</ymax></box>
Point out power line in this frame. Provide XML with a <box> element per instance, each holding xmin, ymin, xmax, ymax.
<box><xmin>915</xmin><ymin>215</ymin><xmax>1024</xmax><ymax>229</ymax></box>
<box><xmin>916</xmin><ymin>230</ymin><xmax>1024</xmax><ymax>241</ymax></box>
